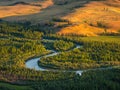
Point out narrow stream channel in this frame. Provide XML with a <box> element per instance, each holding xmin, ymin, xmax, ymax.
<box><xmin>25</xmin><ymin>39</ymin><xmax>116</xmax><ymax>76</ymax></box>
<box><xmin>25</xmin><ymin>44</ymin><xmax>83</xmax><ymax>76</ymax></box>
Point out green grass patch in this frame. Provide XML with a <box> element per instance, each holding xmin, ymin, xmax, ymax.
<box><xmin>0</xmin><ymin>82</ymin><xmax>33</xmax><ymax>90</ymax></box>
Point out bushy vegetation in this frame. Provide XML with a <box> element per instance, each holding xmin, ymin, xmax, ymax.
<box><xmin>0</xmin><ymin>21</ymin><xmax>75</xmax><ymax>83</ymax></box>
<box><xmin>31</xmin><ymin>68</ymin><xmax>120</xmax><ymax>90</ymax></box>
<box><xmin>53</xmin><ymin>40</ymin><xmax>74</xmax><ymax>51</ymax></box>
<box><xmin>40</xmin><ymin>40</ymin><xmax>120</xmax><ymax>69</ymax></box>
<box><xmin>0</xmin><ymin>21</ymin><xmax>120</xmax><ymax>90</ymax></box>
<box><xmin>44</xmin><ymin>34</ymin><xmax>120</xmax><ymax>44</ymax></box>
<box><xmin>1</xmin><ymin>68</ymin><xmax>119</xmax><ymax>90</ymax></box>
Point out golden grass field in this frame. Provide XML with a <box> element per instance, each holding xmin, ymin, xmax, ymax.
<box><xmin>0</xmin><ymin>0</ymin><xmax>120</xmax><ymax>36</ymax></box>
<box><xmin>1</xmin><ymin>0</ymin><xmax>87</xmax><ymax>22</ymax></box>
<box><xmin>58</xmin><ymin>0</ymin><xmax>120</xmax><ymax>36</ymax></box>
<box><xmin>0</xmin><ymin>0</ymin><xmax>53</xmax><ymax>18</ymax></box>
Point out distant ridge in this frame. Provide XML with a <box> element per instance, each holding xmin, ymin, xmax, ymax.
<box><xmin>8</xmin><ymin>1</ymin><xmax>42</xmax><ymax>7</ymax></box>
<box><xmin>8</xmin><ymin>1</ymin><xmax>31</xmax><ymax>6</ymax></box>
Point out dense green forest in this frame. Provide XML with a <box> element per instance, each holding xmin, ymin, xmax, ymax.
<box><xmin>0</xmin><ymin>21</ymin><xmax>120</xmax><ymax>90</ymax></box>
<box><xmin>40</xmin><ymin>36</ymin><xmax>120</xmax><ymax>69</ymax></box>
<box><xmin>0</xmin><ymin>21</ymin><xmax>75</xmax><ymax>83</ymax></box>
<box><xmin>42</xmin><ymin>39</ymin><xmax>75</xmax><ymax>51</ymax></box>
<box><xmin>53</xmin><ymin>40</ymin><xmax>74</xmax><ymax>51</ymax></box>
<box><xmin>0</xmin><ymin>68</ymin><xmax>120</xmax><ymax>90</ymax></box>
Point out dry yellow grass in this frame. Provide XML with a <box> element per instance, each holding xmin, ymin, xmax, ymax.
<box><xmin>58</xmin><ymin>0</ymin><xmax>120</xmax><ymax>36</ymax></box>
<box><xmin>0</xmin><ymin>0</ymin><xmax>53</xmax><ymax>18</ymax></box>
<box><xmin>2</xmin><ymin>0</ymin><xmax>87</xmax><ymax>23</ymax></box>
<box><xmin>0</xmin><ymin>0</ymin><xmax>120</xmax><ymax>36</ymax></box>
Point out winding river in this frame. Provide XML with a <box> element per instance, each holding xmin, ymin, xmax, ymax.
<box><xmin>25</xmin><ymin>39</ymin><xmax>116</xmax><ymax>76</ymax></box>
<box><xmin>25</xmin><ymin>42</ymin><xmax>83</xmax><ymax>76</ymax></box>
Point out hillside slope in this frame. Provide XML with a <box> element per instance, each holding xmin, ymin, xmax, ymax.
<box><xmin>0</xmin><ymin>0</ymin><xmax>120</xmax><ymax>36</ymax></box>
<box><xmin>1</xmin><ymin>0</ymin><xmax>88</xmax><ymax>22</ymax></box>
<box><xmin>58</xmin><ymin>0</ymin><xmax>120</xmax><ymax>36</ymax></box>
<box><xmin>0</xmin><ymin>0</ymin><xmax>53</xmax><ymax>18</ymax></box>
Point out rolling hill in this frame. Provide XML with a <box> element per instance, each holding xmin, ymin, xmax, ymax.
<box><xmin>58</xmin><ymin>0</ymin><xmax>120</xmax><ymax>36</ymax></box>
<box><xmin>0</xmin><ymin>0</ymin><xmax>53</xmax><ymax>18</ymax></box>
<box><xmin>0</xmin><ymin>0</ymin><xmax>120</xmax><ymax>36</ymax></box>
